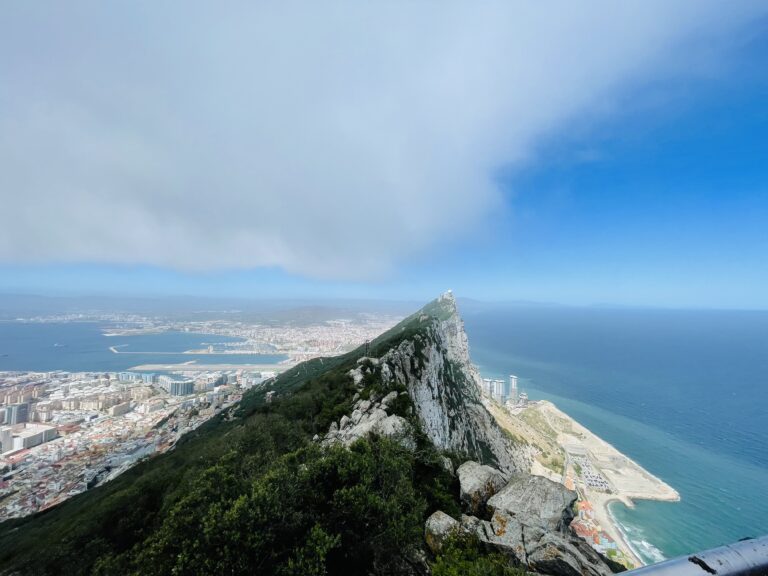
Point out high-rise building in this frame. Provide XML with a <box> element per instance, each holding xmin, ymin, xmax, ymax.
<box><xmin>0</xmin><ymin>426</ymin><xmax>13</xmax><ymax>453</ymax></box>
<box><xmin>168</xmin><ymin>380</ymin><xmax>195</xmax><ymax>396</ymax></box>
<box><xmin>493</xmin><ymin>379</ymin><xmax>505</xmax><ymax>402</ymax></box>
<box><xmin>6</xmin><ymin>403</ymin><xmax>29</xmax><ymax>425</ymax></box>
<box><xmin>509</xmin><ymin>374</ymin><xmax>519</xmax><ymax>404</ymax></box>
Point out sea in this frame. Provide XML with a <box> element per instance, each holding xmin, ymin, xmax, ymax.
<box><xmin>0</xmin><ymin>321</ymin><xmax>286</xmax><ymax>372</ymax></box>
<box><xmin>1</xmin><ymin>310</ymin><xmax>766</xmax><ymax>564</ymax></box>
<box><xmin>463</xmin><ymin>306</ymin><xmax>768</xmax><ymax>564</ymax></box>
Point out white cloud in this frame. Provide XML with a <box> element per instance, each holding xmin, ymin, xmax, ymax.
<box><xmin>0</xmin><ymin>1</ymin><xmax>764</xmax><ymax>279</ymax></box>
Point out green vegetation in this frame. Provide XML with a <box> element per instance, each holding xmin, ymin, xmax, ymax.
<box><xmin>541</xmin><ymin>452</ymin><xmax>565</xmax><ymax>476</ymax></box>
<box><xmin>517</xmin><ymin>408</ymin><xmax>565</xmax><ymax>475</ymax></box>
<box><xmin>431</xmin><ymin>533</ymin><xmax>528</xmax><ymax>576</ymax></box>
<box><xmin>0</xmin><ymin>307</ymin><xmax>508</xmax><ymax>576</ymax></box>
<box><xmin>519</xmin><ymin>408</ymin><xmax>558</xmax><ymax>443</ymax></box>
<box><xmin>96</xmin><ymin>437</ymin><xmax>431</xmax><ymax>575</ymax></box>
<box><xmin>0</xmin><ymin>297</ymin><xmax>545</xmax><ymax>575</ymax></box>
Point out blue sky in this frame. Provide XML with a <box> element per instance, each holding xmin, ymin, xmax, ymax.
<box><xmin>1</xmin><ymin>3</ymin><xmax>767</xmax><ymax>308</ymax></box>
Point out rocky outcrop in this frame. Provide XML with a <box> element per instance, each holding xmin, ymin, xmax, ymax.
<box><xmin>322</xmin><ymin>393</ymin><xmax>414</xmax><ymax>449</ymax></box>
<box><xmin>473</xmin><ymin>508</ymin><xmax>613</xmax><ymax>576</ymax></box>
<box><xmin>323</xmin><ymin>292</ymin><xmax>532</xmax><ymax>474</ymax></box>
<box><xmin>377</xmin><ymin>292</ymin><xmax>533</xmax><ymax>475</ymax></box>
<box><xmin>424</xmin><ymin>511</ymin><xmax>459</xmax><ymax>554</ymax></box>
<box><xmin>428</xmin><ymin>460</ymin><xmax>617</xmax><ymax>576</ymax></box>
<box><xmin>456</xmin><ymin>461</ymin><xmax>506</xmax><ymax>515</ymax></box>
<box><xmin>487</xmin><ymin>474</ymin><xmax>577</xmax><ymax>532</ymax></box>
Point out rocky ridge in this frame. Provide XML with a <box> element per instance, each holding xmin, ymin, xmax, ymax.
<box><xmin>426</xmin><ymin>460</ymin><xmax>617</xmax><ymax>576</ymax></box>
<box><xmin>321</xmin><ymin>385</ymin><xmax>415</xmax><ymax>448</ymax></box>
<box><xmin>323</xmin><ymin>291</ymin><xmax>533</xmax><ymax>475</ymax></box>
<box><xmin>320</xmin><ymin>291</ymin><xmax>620</xmax><ymax>575</ymax></box>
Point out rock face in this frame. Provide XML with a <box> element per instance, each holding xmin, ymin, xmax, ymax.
<box><xmin>377</xmin><ymin>292</ymin><xmax>533</xmax><ymax>474</ymax></box>
<box><xmin>424</xmin><ymin>511</ymin><xmax>459</xmax><ymax>554</ymax></box>
<box><xmin>322</xmin><ymin>395</ymin><xmax>414</xmax><ymax>449</ymax></box>
<box><xmin>469</xmin><ymin>510</ymin><xmax>613</xmax><ymax>576</ymax></box>
<box><xmin>456</xmin><ymin>461</ymin><xmax>507</xmax><ymax>515</ymax></box>
<box><xmin>448</xmin><ymin>461</ymin><xmax>616</xmax><ymax>576</ymax></box>
<box><xmin>323</xmin><ymin>292</ymin><xmax>532</xmax><ymax>475</ymax></box>
<box><xmin>323</xmin><ymin>293</ymin><xmax>615</xmax><ymax>576</ymax></box>
<box><xmin>487</xmin><ymin>474</ymin><xmax>577</xmax><ymax>532</ymax></box>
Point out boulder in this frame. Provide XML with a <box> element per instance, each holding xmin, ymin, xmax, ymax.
<box><xmin>375</xmin><ymin>414</ymin><xmax>407</xmax><ymax>436</ymax></box>
<box><xmin>424</xmin><ymin>511</ymin><xmax>459</xmax><ymax>554</ymax></box>
<box><xmin>348</xmin><ymin>368</ymin><xmax>364</xmax><ymax>386</ymax></box>
<box><xmin>456</xmin><ymin>473</ymin><xmax>615</xmax><ymax>576</ymax></box>
<box><xmin>460</xmin><ymin>514</ymin><xmax>482</xmax><ymax>534</ymax></box>
<box><xmin>439</xmin><ymin>455</ymin><xmax>454</xmax><ymax>475</ymax></box>
<box><xmin>526</xmin><ymin>531</ymin><xmax>614</xmax><ymax>576</ymax></box>
<box><xmin>324</xmin><ymin>408</ymin><xmax>414</xmax><ymax>450</ymax></box>
<box><xmin>474</xmin><ymin>511</ymin><xmax>531</xmax><ymax>562</ymax></box>
<box><xmin>456</xmin><ymin>461</ymin><xmax>506</xmax><ymax>515</ymax></box>
<box><xmin>374</xmin><ymin>414</ymin><xmax>415</xmax><ymax>450</ymax></box>
<box><xmin>487</xmin><ymin>474</ymin><xmax>576</xmax><ymax>532</ymax></box>
<box><xmin>380</xmin><ymin>391</ymin><xmax>399</xmax><ymax>410</ymax></box>
<box><xmin>464</xmin><ymin>509</ymin><xmax>614</xmax><ymax>576</ymax></box>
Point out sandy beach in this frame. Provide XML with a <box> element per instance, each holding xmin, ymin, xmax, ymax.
<box><xmin>487</xmin><ymin>398</ymin><xmax>679</xmax><ymax>568</ymax></box>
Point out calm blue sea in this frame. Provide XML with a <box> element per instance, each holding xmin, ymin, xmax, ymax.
<box><xmin>0</xmin><ymin>322</ymin><xmax>286</xmax><ymax>372</ymax></box>
<box><xmin>463</xmin><ymin>306</ymin><xmax>768</xmax><ymax>564</ymax></box>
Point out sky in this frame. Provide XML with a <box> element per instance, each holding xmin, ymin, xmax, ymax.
<box><xmin>1</xmin><ymin>2</ymin><xmax>768</xmax><ymax>308</ymax></box>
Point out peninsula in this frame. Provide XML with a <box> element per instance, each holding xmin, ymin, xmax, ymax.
<box><xmin>485</xmin><ymin>396</ymin><xmax>679</xmax><ymax>568</ymax></box>
<box><xmin>0</xmin><ymin>292</ymin><xmax>673</xmax><ymax>576</ymax></box>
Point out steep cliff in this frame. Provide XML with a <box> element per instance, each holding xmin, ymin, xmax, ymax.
<box><xmin>0</xmin><ymin>292</ymin><xmax>612</xmax><ymax>576</ymax></box>
<box><xmin>372</xmin><ymin>291</ymin><xmax>532</xmax><ymax>474</ymax></box>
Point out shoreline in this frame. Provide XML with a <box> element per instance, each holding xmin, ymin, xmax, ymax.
<box><xmin>486</xmin><ymin>397</ymin><xmax>679</xmax><ymax>568</ymax></box>
<box><xmin>605</xmin><ymin>498</ymin><xmax>665</xmax><ymax>567</ymax></box>
<box><xmin>540</xmin><ymin>400</ymin><xmax>678</xmax><ymax>567</ymax></box>
<box><xmin>589</xmin><ymin>492</ymin><xmax>644</xmax><ymax>567</ymax></box>
<box><xmin>128</xmin><ymin>362</ymin><xmax>291</xmax><ymax>372</ymax></box>
<box><xmin>542</xmin><ymin>401</ymin><xmax>679</xmax><ymax>503</ymax></box>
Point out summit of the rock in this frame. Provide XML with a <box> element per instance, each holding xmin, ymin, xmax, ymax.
<box><xmin>352</xmin><ymin>292</ymin><xmax>534</xmax><ymax>475</ymax></box>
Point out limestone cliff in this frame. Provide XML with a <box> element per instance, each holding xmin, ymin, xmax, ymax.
<box><xmin>327</xmin><ymin>291</ymin><xmax>533</xmax><ymax>475</ymax></box>
<box><xmin>323</xmin><ymin>292</ymin><xmax>618</xmax><ymax>575</ymax></box>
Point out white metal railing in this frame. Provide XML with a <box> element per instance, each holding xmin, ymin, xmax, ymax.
<box><xmin>625</xmin><ymin>534</ymin><xmax>768</xmax><ymax>576</ymax></box>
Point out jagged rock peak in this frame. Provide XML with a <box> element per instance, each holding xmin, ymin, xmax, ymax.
<box><xmin>437</xmin><ymin>289</ymin><xmax>456</xmax><ymax>310</ymax></box>
<box><xmin>417</xmin><ymin>289</ymin><xmax>459</xmax><ymax>321</ymax></box>
<box><xmin>373</xmin><ymin>292</ymin><xmax>534</xmax><ymax>475</ymax></box>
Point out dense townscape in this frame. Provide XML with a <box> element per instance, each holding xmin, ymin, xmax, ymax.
<box><xmin>0</xmin><ymin>311</ymin><xmax>402</xmax><ymax>521</ymax></box>
<box><xmin>16</xmin><ymin>312</ymin><xmax>401</xmax><ymax>365</ymax></box>
<box><xmin>0</xmin><ymin>368</ymin><xmax>271</xmax><ymax>521</ymax></box>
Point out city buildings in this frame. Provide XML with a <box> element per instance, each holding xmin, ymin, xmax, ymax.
<box><xmin>482</xmin><ymin>378</ymin><xmax>507</xmax><ymax>402</ymax></box>
<box><xmin>0</xmin><ymin>367</ymin><xmax>262</xmax><ymax>521</ymax></box>
<box><xmin>480</xmin><ymin>373</ymin><xmax>528</xmax><ymax>408</ymax></box>
<box><xmin>5</xmin><ymin>403</ymin><xmax>29</xmax><ymax>425</ymax></box>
